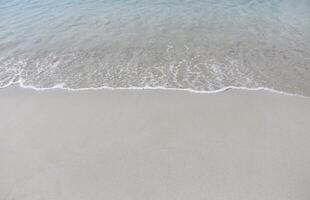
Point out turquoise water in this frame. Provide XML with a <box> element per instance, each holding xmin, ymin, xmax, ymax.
<box><xmin>0</xmin><ymin>0</ymin><xmax>310</xmax><ymax>95</ymax></box>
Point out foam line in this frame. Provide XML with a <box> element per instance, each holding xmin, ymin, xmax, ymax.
<box><xmin>0</xmin><ymin>78</ymin><xmax>307</xmax><ymax>98</ymax></box>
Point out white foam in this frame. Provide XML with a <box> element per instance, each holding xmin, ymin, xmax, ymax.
<box><xmin>0</xmin><ymin>77</ymin><xmax>307</xmax><ymax>98</ymax></box>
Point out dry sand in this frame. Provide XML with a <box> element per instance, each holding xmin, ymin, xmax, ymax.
<box><xmin>0</xmin><ymin>87</ymin><xmax>310</xmax><ymax>200</ymax></box>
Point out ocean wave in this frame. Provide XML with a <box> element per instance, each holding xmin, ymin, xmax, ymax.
<box><xmin>1</xmin><ymin>77</ymin><xmax>305</xmax><ymax>98</ymax></box>
<box><xmin>1</xmin><ymin>0</ymin><xmax>309</xmax><ymax>98</ymax></box>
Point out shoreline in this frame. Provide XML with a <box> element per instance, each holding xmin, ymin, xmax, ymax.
<box><xmin>0</xmin><ymin>83</ymin><xmax>307</xmax><ymax>98</ymax></box>
<box><xmin>1</xmin><ymin>87</ymin><xmax>310</xmax><ymax>199</ymax></box>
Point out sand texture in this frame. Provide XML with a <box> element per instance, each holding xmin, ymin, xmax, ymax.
<box><xmin>1</xmin><ymin>87</ymin><xmax>310</xmax><ymax>200</ymax></box>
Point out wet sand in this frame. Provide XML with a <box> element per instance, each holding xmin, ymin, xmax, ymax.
<box><xmin>1</xmin><ymin>87</ymin><xmax>310</xmax><ymax>200</ymax></box>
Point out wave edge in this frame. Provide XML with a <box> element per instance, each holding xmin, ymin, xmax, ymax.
<box><xmin>0</xmin><ymin>79</ymin><xmax>307</xmax><ymax>98</ymax></box>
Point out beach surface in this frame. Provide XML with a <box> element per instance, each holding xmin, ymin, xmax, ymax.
<box><xmin>1</xmin><ymin>87</ymin><xmax>310</xmax><ymax>200</ymax></box>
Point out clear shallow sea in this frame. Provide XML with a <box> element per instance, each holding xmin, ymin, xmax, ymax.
<box><xmin>0</xmin><ymin>0</ymin><xmax>310</xmax><ymax>95</ymax></box>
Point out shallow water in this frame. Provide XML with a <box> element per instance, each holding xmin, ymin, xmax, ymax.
<box><xmin>0</xmin><ymin>0</ymin><xmax>310</xmax><ymax>95</ymax></box>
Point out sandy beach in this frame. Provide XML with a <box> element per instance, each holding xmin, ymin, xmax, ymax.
<box><xmin>0</xmin><ymin>87</ymin><xmax>310</xmax><ymax>200</ymax></box>
<box><xmin>1</xmin><ymin>0</ymin><xmax>309</xmax><ymax>199</ymax></box>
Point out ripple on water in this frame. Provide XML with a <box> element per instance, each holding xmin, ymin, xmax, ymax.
<box><xmin>0</xmin><ymin>0</ymin><xmax>309</xmax><ymax>96</ymax></box>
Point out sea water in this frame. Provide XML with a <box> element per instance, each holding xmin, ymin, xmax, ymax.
<box><xmin>0</xmin><ymin>0</ymin><xmax>309</xmax><ymax>95</ymax></box>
